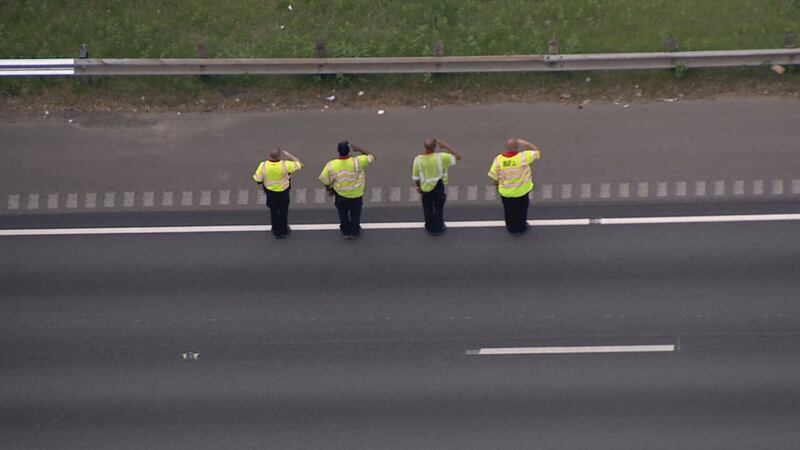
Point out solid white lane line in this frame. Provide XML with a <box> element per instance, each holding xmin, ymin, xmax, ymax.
<box><xmin>0</xmin><ymin>213</ymin><xmax>796</xmax><ymax>237</ymax></box>
<box><xmin>467</xmin><ymin>344</ymin><xmax>676</xmax><ymax>356</ymax></box>
<box><xmin>0</xmin><ymin>225</ymin><xmax>267</xmax><ymax>236</ymax></box>
<box><xmin>599</xmin><ymin>213</ymin><xmax>800</xmax><ymax>225</ymax></box>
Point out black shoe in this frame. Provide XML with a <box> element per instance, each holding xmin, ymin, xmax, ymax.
<box><xmin>274</xmin><ymin>234</ymin><xmax>286</xmax><ymax>240</ymax></box>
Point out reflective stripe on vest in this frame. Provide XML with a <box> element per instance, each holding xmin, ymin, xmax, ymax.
<box><xmin>497</xmin><ymin>151</ymin><xmax>533</xmax><ymax>197</ymax></box>
<box><xmin>416</xmin><ymin>153</ymin><xmax>445</xmax><ymax>192</ymax></box>
<box><xmin>263</xmin><ymin>160</ymin><xmax>290</xmax><ymax>192</ymax></box>
<box><xmin>327</xmin><ymin>157</ymin><xmax>366</xmax><ymax>197</ymax></box>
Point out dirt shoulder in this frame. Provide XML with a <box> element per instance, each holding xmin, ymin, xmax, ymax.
<box><xmin>1</xmin><ymin>69</ymin><xmax>798</xmax><ymax>117</ymax></box>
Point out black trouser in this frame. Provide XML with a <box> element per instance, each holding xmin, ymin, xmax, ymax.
<box><xmin>266</xmin><ymin>188</ymin><xmax>290</xmax><ymax>237</ymax></box>
<box><xmin>334</xmin><ymin>193</ymin><xmax>363</xmax><ymax>236</ymax></box>
<box><xmin>501</xmin><ymin>194</ymin><xmax>530</xmax><ymax>233</ymax></box>
<box><xmin>421</xmin><ymin>180</ymin><xmax>446</xmax><ymax>233</ymax></box>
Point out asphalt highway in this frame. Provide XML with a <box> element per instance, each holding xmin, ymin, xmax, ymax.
<box><xmin>2</xmin><ymin>202</ymin><xmax>799</xmax><ymax>449</ymax></box>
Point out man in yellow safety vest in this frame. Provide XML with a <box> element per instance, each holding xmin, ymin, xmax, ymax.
<box><xmin>488</xmin><ymin>138</ymin><xmax>542</xmax><ymax>234</ymax></box>
<box><xmin>319</xmin><ymin>141</ymin><xmax>377</xmax><ymax>240</ymax></box>
<box><xmin>252</xmin><ymin>147</ymin><xmax>303</xmax><ymax>239</ymax></box>
<box><xmin>412</xmin><ymin>138</ymin><xmax>462</xmax><ymax>235</ymax></box>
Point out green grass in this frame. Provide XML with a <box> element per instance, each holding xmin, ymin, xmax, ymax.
<box><xmin>1</xmin><ymin>1</ymin><xmax>798</xmax><ymax>108</ymax></box>
<box><xmin>2</xmin><ymin>0</ymin><xmax>798</xmax><ymax>58</ymax></box>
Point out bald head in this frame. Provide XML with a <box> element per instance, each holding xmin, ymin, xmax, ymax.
<box><xmin>268</xmin><ymin>147</ymin><xmax>282</xmax><ymax>161</ymax></box>
<box><xmin>423</xmin><ymin>138</ymin><xmax>437</xmax><ymax>152</ymax></box>
<box><xmin>504</xmin><ymin>138</ymin><xmax>519</xmax><ymax>151</ymax></box>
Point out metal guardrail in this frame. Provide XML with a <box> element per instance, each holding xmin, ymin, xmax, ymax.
<box><xmin>0</xmin><ymin>59</ymin><xmax>74</xmax><ymax>76</ymax></box>
<box><xmin>1</xmin><ymin>49</ymin><xmax>797</xmax><ymax>77</ymax></box>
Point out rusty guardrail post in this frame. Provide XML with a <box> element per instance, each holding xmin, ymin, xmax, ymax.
<box><xmin>78</xmin><ymin>43</ymin><xmax>90</xmax><ymax>84</ymax></box>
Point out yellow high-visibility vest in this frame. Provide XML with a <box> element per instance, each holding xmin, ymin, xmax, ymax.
<box><xmin>412</xmin><ymin>152</ymin><xmax>457</xmax><ymax>193</ymax></box>
<box><xmin>252</xmin><ymin>160</ymin><xmax>302</xmax><ymax>192</ymax></box>
<box><xmin>319</xmin><ymin>155</ymin><xmax>375</xmax><ymax>198</ymax></box>
<box><xmin>488</xmin><ymin>150</ymin><xmax>541</xmax><ymax>198</ymax></box>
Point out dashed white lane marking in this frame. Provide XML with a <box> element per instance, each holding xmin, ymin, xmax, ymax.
<box><xmin>618</xmin><ymin>182</ymin><xmax>629</xmax><ymax>198</ymax></box>
<box><xmin>541</xmin><ymin>184</ymin><xmax>552</xmax><ymax>200</ymax></box>
<box><xmin>7</xmin><ymin>194</ymin><xmax>20</xmax><ymax>210</ymax></box>
<box><xmin>409</xmin><ymin>187</ymin><xmax>420</xmax><ymax>202</ymax></box>
<box><xmin>753</xmin><ymin>179</ymin><xmax>764</xmax><ymax>196</ymax></box>
<box><xmin>218</xmin><ymin>190</ymin><xmax>230</xmax><ymax>206</ymax></box>
<box><xmin>181</xmin><ymin>191</ymin><xmax>193</xmax><ymax>206</ymax></box>
<box><xmin>162</xmin><ymin>191</ymin><xmax>174</xmax><ymax>207</ymax></box>
<box><xmin>4</xmin><ymin>176</ymin><xmax>797</xmax><ymax>213</ymax></box>
<box><xmin>733</xmin><ymin>180</ymin><xmax>745</xmax><ymax>196</ymax></box>
<box><xmin>466</xmin><ymin>185</ymin><xmax>478</xmax><ymax>201</ymax></box>
<box><xmin>560</xmin><ymin>183</ymin><xmax>572</xmax><ymax>199</ymax></box>
<box><xmin>466</xmin><ymin>344</ymin><xmax>676</xmax><ymax>356</ymax></box>
<box><xmin>598</xmin><ymin>213</ymin><xmax>800</xmax><ymax>225</ymax></box>
<box><xmin>389</xmin><ymin>187</ymin><xmax>401</xmax><ymax>202</ymax></box>
<box><xmin>295</xmin><ymin>188</ymin><xmax>306</xmax><ymax>204</ymax></box>
<box><xmin>637</xmin><ymin>182</ymin><xmax>649</xmax><ymax>198</ymax></box>
<box><xmin>27</xmin><ymin>194</ymin><xmax>39</xmax><ymax>210</ymax></box>
<box><xmin>314</xmin><ymin>188</ymin><xmax>326</xmax><ymax>204</ymax></box>
<box><xmin>675</xmin><ymin>181</ymin><xmax>687</xmax><ymax>197</ymax></box>
<box><xmin>3</xmin><ymin>214</ymin><xmax>797</xmax><ymax>237</ymax></box>
<box><xmin>713</xmin><ymin>180</ymin><xmax>725</xmax><ymax>196</ymax></box>
<box><xmin>695</xmin><ymin>181</ymin><xmax>707</xmax><ymax>197</ymax></box>
<box><xmin>370</xmin><ymin>187</ymin><xmax>382</xmax><ymax>202</ymax></box>
<box><xmin>484</xmin><ymin>185</ymin><xmax>496</xmax><ymax>201</ymax></box>
<box><xmin>104</xmin><ymin>192</ymin><xmax>115</xmax><ymax>208</ymax></box>
<box><xmin>237</xmin><ymin>190</ymin><xmax>249</xmax><ymax>205</ymax></box>
<box><xmin>599</xmin><ymin>183</ymin><xmax>611</xmax><ymax>199</ymax></box>
<box><xmin>256</xmin><ymin>190</ymin><xmax>266</xmax><ymax>204</ymax></box>
<box><xmin>656</xmin><ymin>182</ymin><xmax>668</xmax><ymax>197</ymax></box>
<box><xmin>772</xmin><ymin>179</ymin><xmax>784</xmax><ymax>195</ymax></box>
<box><xmin>85</xmin><ymin>193</ymin><xmax>97</xmax><ymax>209</ymax></box>
<box><xmin>580</xmin><ymin>183</ymin><xmax>591</xmax><ymax>199</ymax></box>
<box><xmin>199</xmin><ymin>190</ymin><xmax>211</xmax><ymax>206</ymax></box>
<box><xmin>123</xmin><ymin>192</ymin><xmax>135</xmax><ymax>207</ymax></box>
<box><xmin>47</xmin><ymin>194</ymin><xmax>59</xmax><ymax>209</ymax></box>
<box><xmin>449</xmin><ymin>185</ymin><xmax>459</xmax><ymax>201</ymax></box>
<box><xmin>66</xmin><ymin>194</ymin><xmax>78</xmax><ymax>209</ymax></box>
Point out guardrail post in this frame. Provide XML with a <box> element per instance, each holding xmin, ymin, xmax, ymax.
<box><xmin>197</xmin><ymin>40</ymin><xmax>211</xmax><ymax>81</ymax></box>
<box><xmin>665</xmin><ymin>36</ymin><xmax>679</xmax><ymax>52</ymax></box>
<box><xmin>433</xmin><ymin>40</ymin><xmax>444</xmax><ymax>57</ymax></box>
<box><xmin>548</xmin><ymin>39</ymin><xmax>560</xmax><ymax>55</ymax></box>
<box><xmin>315</xmin><ymin>39</ymin><xmax>327</xmax><ymax>58</ymax></box>
<box><xmin>785</xmin><ymin>32</ymin><xmax>797</xmax><ymax>48</ymax></box>
<box><xmin>78</xmin><ymin>43</ymin><xmax>90</xmax><ymax>85</ymax></box>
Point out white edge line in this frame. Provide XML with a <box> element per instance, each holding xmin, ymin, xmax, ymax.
<box><xmin>469</xmin><ymin>344</ymin><xmax>676</xmax><ymax>355</ymax></box>
<box><xmin>0</xmin><ymin>213</ymin><xmax>797</xmax><ymax>237</ymax></box>
<box><xmin>0</xmin><ymin>225</ymin><xmax>266</xmax><ymax>236</ymax></box>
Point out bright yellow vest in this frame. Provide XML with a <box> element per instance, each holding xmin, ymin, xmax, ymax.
<box><xmin>492</xmin><ymin>151</ymin><xmax>534</xmax><ymax>198</ymax></box>
<box><xmin>321</xmin><ymin>156</ymin><xmax>371</xmax><ymax>198</ymax></box>
<box><xmin>412</xmin><ymin>152</ymin><xmax>456</xmax><ymax>193</ymax></box>
<box><xmin>262</xmin><ymin>160</ymin><xmax>301</xmax><ymax>192</ymax></box>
